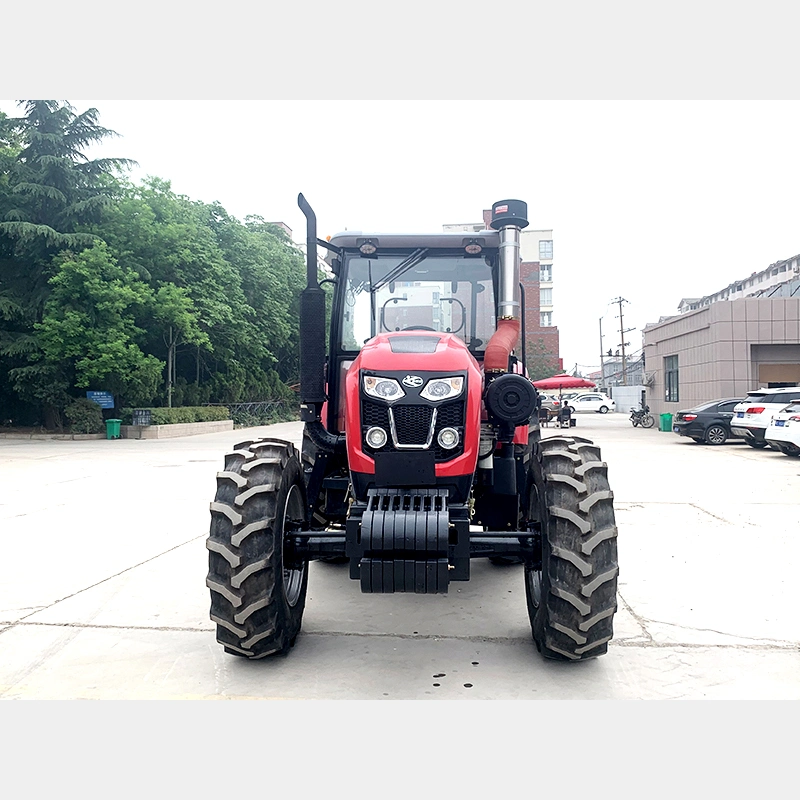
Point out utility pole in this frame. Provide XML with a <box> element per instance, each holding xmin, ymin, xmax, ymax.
<box><xmin>599</xmin><ymin>317</ymin><xmax>605</xmax><ymax>389</ymax></box>
<box><xmin>611</xmin><ymin>297</ymin><xmax>635</xmax><ymax>386</ymax></box>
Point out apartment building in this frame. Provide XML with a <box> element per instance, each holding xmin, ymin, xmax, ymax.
<box><xmin>677</xmin><ymin>254</ymin><xmax>800</xmax><ymax>313</ymax></box>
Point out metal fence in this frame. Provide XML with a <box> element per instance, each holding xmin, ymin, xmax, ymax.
<box><xmin>205</xmin><ymin>400</ymin><xmax>298</xmax><ymax>427</ymax></box>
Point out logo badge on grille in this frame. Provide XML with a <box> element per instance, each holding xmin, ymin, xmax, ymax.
<box><xmin>402</xmin><ymin>375</ymin><xmax>423</xmax><ymax>388</ymax></box>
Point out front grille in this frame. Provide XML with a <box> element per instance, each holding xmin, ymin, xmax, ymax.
<box><xmin>392</xmin><ymin>405</ymin><xmax>434</xmax><ymax>445</ymax></box>
<box><xmin>362</xmin><ymin>402</ymin><xmax>390</xmax><ymax>428</ymax></box>
<box><xmin>362</xmin><ymin>399</ymin><xmax>465</xmax><ymax>462</ymax></box>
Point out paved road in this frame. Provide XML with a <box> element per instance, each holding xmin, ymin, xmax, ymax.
<box><xmin>1</xmin><ymin>414</ymin><xmax>797</xmax><ymax>699</ymax></box>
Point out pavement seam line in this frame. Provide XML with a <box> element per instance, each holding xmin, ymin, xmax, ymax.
<box><xmin>2</xmin><ymin>622</ymin><xmax>797</xmax><ymax>650</ymax></box>
<box><xmin>0</xmin><ymin>533</ymin><xmax>208</xmax><ymax>636</ymax></box>
<box><xmin>616</xmin><ymin>590</ymin><xmax>654</xmax><ymax>643</ymax></box>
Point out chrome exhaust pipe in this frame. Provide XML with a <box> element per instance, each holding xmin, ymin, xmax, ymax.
<box><xmin>490</xmin><ymin>199</ymin><xmax>529</xmax><ymax>319</ymax></box>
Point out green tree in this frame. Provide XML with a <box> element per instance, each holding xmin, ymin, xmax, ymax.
<box><xmin>31</xmin><ymin>242</ymin><xmax>162</xmax><ymax>410</ymax></box>
<box><xmin>93</xmin><ymin>181</ymin><xmax>298</xmax><ymax>404</ymax></box>
<box><xmin>152</xmin><ymin>283</ymin><xmax>211</xmax><ymax>407</ymax></box>
<box><xmin>525</xmin><ymin>336</ymin><xmax>561</xmax><ymax>382</ymax></box>
<box><xmin>0</xmin><ymin>101</ymin><xmax>134</xmax><ymax>425</ymax></box>
<box><xmin>209</xmin><ymin>207</ymin><xmax>307</xmax><ymax>385</ymax></box>
<box><xmin>0</xmin><ymin>100</ymin><xmax>134</xmax><ymax>311</ymax></box>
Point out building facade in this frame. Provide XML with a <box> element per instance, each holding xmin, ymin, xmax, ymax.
<box><xmin>600</xmin><ymin>356</ymin><xmax>644</xmax><ymax>388</ymax></box>
<box><xmin>643</xmin><ymin>281</ymin><xmax>800</xmax><ymax>417</ymax></box>
<box><xmin>677</xmin><ymin>254</ymin><xmax>800</xmax><ymax>312</ymax></box>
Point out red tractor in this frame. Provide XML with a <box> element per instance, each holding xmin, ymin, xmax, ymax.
<box><xmin>206</xmin><ymin>196</ymin><xmax>619</xmax><ymax>661</ymax></box>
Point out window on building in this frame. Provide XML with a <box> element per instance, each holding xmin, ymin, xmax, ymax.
<box><xmin>540</xmin><ymin>288</ymin><xmax>553</xmax><ymax>306</ymax></box>
<box><xmin>539</xmin><ymin>265</ymin><xmax>552</xmax><ymax>282</ymax></box>
<box><xmin>539</xmin><ymin>240</ymin><xmax>553</xmax><ymax>260</ymax></box>
<box><xmin>540</xmin><ymin>311</ymin><xmax>552</xmax><ymax>327</ymax></box>
<box><xmin>664</xmin><ymin>355</ymin><xmax>679</xmax><ymax>402</ymax></box>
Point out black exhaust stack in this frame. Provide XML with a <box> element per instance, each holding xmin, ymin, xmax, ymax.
<box><xmin>297</xmin><ymin>193</ymin><xmax>328</xmax><ymax>422</ymax></box>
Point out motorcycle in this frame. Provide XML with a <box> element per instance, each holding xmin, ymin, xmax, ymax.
<box><xmin>630</xmin><ymin>405</ymin><xmax>654</xmax><ymax>428</ymax></box>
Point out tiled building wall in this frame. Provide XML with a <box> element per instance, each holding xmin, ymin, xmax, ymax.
<box><xmin>643</xmin><ymin>298</ymin><xmax>800</xmax><ymax>416</ymax></box>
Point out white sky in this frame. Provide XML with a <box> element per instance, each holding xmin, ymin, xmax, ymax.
<box><xmin>4</xmin><ymin>3</ymin><xmax>800</xmax><ymax>375</ymax></box>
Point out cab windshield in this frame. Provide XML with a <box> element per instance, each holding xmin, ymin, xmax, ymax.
<box><xmin>339</xmin><ymin>251</ymin><xmax>496</xmax><ymax>353</ymax></box>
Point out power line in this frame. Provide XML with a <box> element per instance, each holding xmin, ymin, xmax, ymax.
<box><xmin>610</xmin><ymin>297</ymin><xmax>636</xmax><ymax>386</ymax></box>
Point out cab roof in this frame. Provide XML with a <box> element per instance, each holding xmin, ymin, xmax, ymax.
<box><xmin>326</xmin><ymin>230</ymin><xmax>500</xmax><ymax>251</ymax></box>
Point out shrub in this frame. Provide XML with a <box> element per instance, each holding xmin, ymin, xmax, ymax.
<box><xmin>118</xmin><ymin>406</ymin><xmax>230</xmax><ymax>425</ymax></box>
<box><xmin>65</xmin><ymin>398</ymin><xmax>105</xmax><ymax>434</ymax></box>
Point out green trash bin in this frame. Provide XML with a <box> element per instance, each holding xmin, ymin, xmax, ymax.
<box><xmin>659</xmin><ymin>413</ymin><xmax>673</xmax><ymax>432</ymax></box>
<box><xmin>105</xmin><ymin>419</ymin><xmax>122</xmax><ymax>439</ymax></box>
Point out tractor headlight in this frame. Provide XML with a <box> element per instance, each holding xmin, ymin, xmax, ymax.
<box><xmin>421</xmin><ymin>377</ymin><xmax>464</xmax><ymax>402</ymax></box>
<box><xmin>363</xmin><ymin>376</ymin><xmax>405</xmax><ymax>402</ymax></box>
<box><xmin>437</xmin><ymin>427</ymin><xmax>460</xmax><ymax>449</ymax></box>
<box><xmin>365</xmin><ymin>426</ymin><xmax>388</xmax><ymax>448</ymax></box>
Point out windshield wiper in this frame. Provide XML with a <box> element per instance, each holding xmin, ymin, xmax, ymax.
<box><xmin>370</xmin><ymin>248</ymin><xmax>429</xmax><ymax>293</ymax></box>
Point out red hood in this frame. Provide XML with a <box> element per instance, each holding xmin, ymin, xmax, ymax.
<box><xmin>355</xmin><ymin>331</ymin><xmax>478</xmax><ymax>372</ymax></box>
<box><xmin>345</xmin><ymin>331</ymin><xmax>483</xmax><ymax>476</ymax></box>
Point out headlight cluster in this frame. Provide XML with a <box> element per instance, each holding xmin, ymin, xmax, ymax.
<box><xmin>363</xmin><ymin>374</ymin><xmax>464</xmax><ymax>402</ymax></box>
<box><xmin>363</xmin><ymin>376</ymin><xmax>405</xmax><ymax>402</ymax></box>
<box><xmin>420</xmin><ymin>377</ymin><xmax>463</xmax><ymax>402</ymax></box>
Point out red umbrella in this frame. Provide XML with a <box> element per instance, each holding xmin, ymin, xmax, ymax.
<box><xmin>532</xmin><ymin>374</ymin><xmax>596</xmax><ymax>391</ymax></box>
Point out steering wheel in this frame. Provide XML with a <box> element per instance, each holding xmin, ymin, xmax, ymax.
<box><xmin>402</xmin><ymin>326</ymin><xmax>436</xmax><ymax>331</ymax></box>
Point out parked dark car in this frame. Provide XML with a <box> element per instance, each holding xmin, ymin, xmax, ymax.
<box><xmin>672</xmin><ymin>398</ymin><xmax>743</xmax><ymax>445</ymax></box>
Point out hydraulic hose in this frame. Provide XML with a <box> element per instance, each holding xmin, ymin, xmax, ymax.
<box><xmin>305</xmin><ymin>420</ymin><xmax>346</xmax><ymax>455</ymax></box>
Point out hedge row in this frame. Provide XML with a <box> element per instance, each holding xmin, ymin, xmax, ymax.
<box><xmin>119</xmin><ymin>406</ymin><xmax>230</xmax><ymax>425</ymax></box>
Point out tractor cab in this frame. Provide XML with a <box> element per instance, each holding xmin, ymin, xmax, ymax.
<box><xmin>326</xmin><ymin>231</ymin><xmax>499</xmax><ymax>354</ymax></box>
<box><xmin>322</xmin><ymin>232</ymin><xmax>501</xmax><ymax>442</ymax></box>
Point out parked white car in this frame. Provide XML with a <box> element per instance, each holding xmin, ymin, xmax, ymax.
<box><xmin>731</xmin><ymin>387</ymin><xmax>800</xmax><ymax>449</ymax></box>
<box><xmin>764</xmin><ymin>401</ymin><xmax>800</xmax><ymax>457</ymax></box>
<box><xmin>566</xmin><ymin>393</ymin><xmax>616</xmax><ymax>414</ymax></box>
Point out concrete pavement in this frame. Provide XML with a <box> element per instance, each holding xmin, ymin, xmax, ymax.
<box><xmin>0</xmin><ymin>415</ymin><xmax>797</xmax><ymax>699</ymax></box>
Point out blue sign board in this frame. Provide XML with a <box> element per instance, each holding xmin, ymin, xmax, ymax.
<box><xmin>86</xmin><ymin>391</ymin><xmax>115</xmax><ymax>409</ymax></box>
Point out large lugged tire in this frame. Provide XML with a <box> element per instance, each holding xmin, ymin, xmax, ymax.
<box><xmin>206</xmin><ymin>438</ymin><xmax>308</xmax><ymax>659</ymax></box>
<box><xmin>526</xmin><ymin>435</ymin><xmax>619</xmax><ymax>661</ymax></box>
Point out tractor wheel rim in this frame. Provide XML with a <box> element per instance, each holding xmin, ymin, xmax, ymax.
<box><xmin>527</xmin><ymin>568</ymin><xmax>542</xmax><ymax>610</ymax></box>
<box><xmin>282</xmin><ymin>483</ymin><xmax>305</xmax><ymax>607</ymax></box>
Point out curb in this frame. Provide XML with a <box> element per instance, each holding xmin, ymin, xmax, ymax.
<box><xmin>0</xmin><ymin>432</ymin><xmax>106</xmax><ymax>440</ymax></box>
<box><xmin>0</xmin><ymin>420</ymin><xmax>234</xmax><ymax>441</ymax></box>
